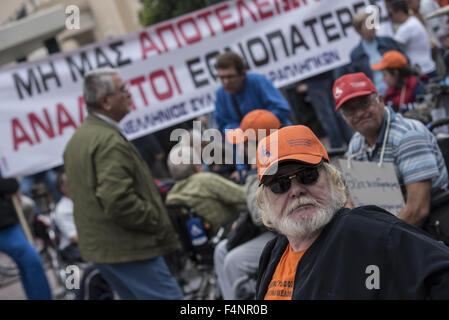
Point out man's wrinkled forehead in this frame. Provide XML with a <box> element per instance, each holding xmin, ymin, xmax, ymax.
<box><xmin>341</xmin><ymin>93</ymin><xmax>372</xmax><ymax>110</ymax></box>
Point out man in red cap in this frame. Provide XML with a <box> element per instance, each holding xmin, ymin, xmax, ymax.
<box><xmin>333</xmin><ymin>72</ymin><xmax>447</xmax><ymax>228</ymax></box>
<box><xmin>255</xmin><ymin>125</ymin><xmax>449</xmax><ymax>299</ymax></box>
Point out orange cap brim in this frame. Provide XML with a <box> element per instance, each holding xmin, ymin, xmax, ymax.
<box><xmin>371</xmin><ymin>62</ymin><xmax>387</xmax><ymax>71</ymax></box>
<box><xmin>335</xmin><ymin>90</ymin><xmax>374</xmax><ymax>110</ymax></box>
<box><xmin>258</xmin><ymin>153</ymin><xmax>324</xmax><ymax>180</ymax></box>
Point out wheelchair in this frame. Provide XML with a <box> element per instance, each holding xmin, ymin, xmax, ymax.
<box><xmin>164</xmin><ymin>203</ymin><xmax>223</xmax><ymax>300</ymax></box>
<box><xmin>426</xmin><ymin>118</ymin><xmax>449</xmax><ymax>246</ymax></box>
<box><xmin>33</xmin><ymin>203</ymin><xmax>114</xmax><ymax>300</ymax></box>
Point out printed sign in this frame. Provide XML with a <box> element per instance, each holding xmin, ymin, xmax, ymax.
<box><xmin>338</xmin><ymin>159</ymin><xmax>405</xmax><ymax>215</ymax></box>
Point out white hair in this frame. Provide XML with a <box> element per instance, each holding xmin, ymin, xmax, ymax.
<box><xmin>83</xmin><ymin>67</ymin><xmax>118</xmax><ymax>110</ymax></box>
<box><xmin>257</xmin><ymin>162</ymin><xmax>347</xmax><ymax>237</ymax></box>
<box><xmin>178</xmin><ymin>129</ymin><xmax>203</xmax><ymax>147</ymax></box>
<box><xmin>167</xmin><ymin>144</ymin><xmax>201</xmax><ymax>181</ymax></box>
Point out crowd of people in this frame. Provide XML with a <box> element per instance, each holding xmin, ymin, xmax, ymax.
<box><xmin>2</xmin><ymin>0</ymin><xmax>449</xmax><ymax>300</ymax></box>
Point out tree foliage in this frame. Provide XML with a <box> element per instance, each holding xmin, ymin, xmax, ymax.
<box><xmin>139</xmin><ymin>0</ymin><xmax>210</xmax><ymax>27</ymax></box>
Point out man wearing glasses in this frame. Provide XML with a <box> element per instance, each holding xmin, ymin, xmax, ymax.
<box><xmin>255</xmin><ymin>125</ymin><xmax>449</xmax><ymax>299</ymax></box>
<box><xmin>214</xmin><ymin>52</ymin><xmax>291</xmax><ymax>135</ymax></box>
<box><xmin>213</xmin><ymin>52</ymin><xmax>291</xmax><ymax>182</ymax></box>
<box><xmin>64</xmin><ymin>68</ymin><xmax>183</xmax><ymax>299</ymax></box>
<box><xmin>334</xmin><ymin>72</ymin><xmax>448</xmax><ymax>228</ymax></box>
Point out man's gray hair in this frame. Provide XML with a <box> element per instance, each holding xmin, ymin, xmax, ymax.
<box><xmin>167</xmin><ymin>144</ymin><xmax>201</xmax><ymax>181</ymax></box>
<box><xmin>83</xmin><ymin>67</ymin><xmax>118</xmax><ymax>110</ymax></box>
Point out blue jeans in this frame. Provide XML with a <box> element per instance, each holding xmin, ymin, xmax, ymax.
<box><xmin>305</xmin><ymin>78</ymin><xmax>353</xmax><ymax>149</ymax></box>
<box><xmin>0</xmin><ymin>224</ymin><xmax>52</xmax><ymax>300</ymax></box>
<box><xmin>94</xmin><ymin>256</ymin><xmax>183</xmax><ymax>300</ymax></box>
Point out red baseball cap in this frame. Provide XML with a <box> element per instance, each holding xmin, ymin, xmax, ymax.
<box><xmin>333</xmin><ymin>72</ymin><xmax>377</xmax><ymax>110</ymax></box>
<box><xmin>226</xmin><ymin>109</ymin><xmax>281</xmax><ymax>144</ymax></box>
<box><xmin>257</xmin><ymin>125</ymin><xmax>329</xmax><ymax>181</ymax></box>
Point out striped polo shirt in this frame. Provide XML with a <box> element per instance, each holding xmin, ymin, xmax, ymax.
<box><xmin>347</xmin><ymin>107</ymin><xmax>448</xmax><ymax>198</ymax></box>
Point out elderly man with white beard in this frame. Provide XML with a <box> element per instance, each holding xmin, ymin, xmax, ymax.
<box><xmin>254</xmin><ymin>125</ymin><xmax>449</xmax><ymax>300</ymax></box>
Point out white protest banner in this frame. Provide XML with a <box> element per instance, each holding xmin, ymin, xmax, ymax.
<box><xmin>338</xmin><ymin>159</ymin><xmax>405</xmax><ymax>215</ymax></box>
<box><xmin>0</xmin><ymin>0</ymin><xmax>389</xmax><ymax>177</ymax></box>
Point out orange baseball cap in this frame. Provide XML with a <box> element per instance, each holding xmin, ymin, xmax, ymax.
<box><xmin>257</xmin><ymin>125</ymin><xmax>329</xmax><ymax>181</ymax></box>
<box><xmin>333</xmin><ymin>72</ymin><xmax>377</xmax><ymax>110</ymax></box>
<box><xmin>371</xmin><ymin>50</ymin><xmax>407</xmax><ymax>70</ymax></box>
<box><xmin>226</xmin><ymin>109</ymin><xmax>281</xmax><ymax>144</ymax></box>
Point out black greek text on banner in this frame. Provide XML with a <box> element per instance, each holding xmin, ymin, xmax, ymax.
<box><xmin>0</xmin><ymin>0</ymin><xmax>388</xmax><ymax>177</ymax></box>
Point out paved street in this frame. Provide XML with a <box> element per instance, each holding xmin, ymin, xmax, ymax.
<box><xmin>0</xmin><ymin>269</ymin><xmax>65</xmax><ymax>300</ymax></box>
<box><xmin>0</xmin><ymin>252</ymin><xmax>66</xmax><ymax>300</ymax></box>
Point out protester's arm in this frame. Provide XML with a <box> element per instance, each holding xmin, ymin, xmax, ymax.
<box><xmin>257</xmin><ymin>76</ymin><xmax>291</xmax><ymax>125</ymax></box>
<box><xmin>398</xmin><ymin>180</ymin><xmax>431</xmax><ymax>226</ymax></box>
<box><xmin>94</xmin><ymin>139</ymin><xmax>162</xmax><ymax>232</ymax></box>
<box><xmin>396</xmin><ymin>131</ymin><xmax>441</xmax><ymax>226</ymax></box>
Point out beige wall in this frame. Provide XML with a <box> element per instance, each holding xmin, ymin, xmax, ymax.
<box><xmin>0</xmin><ymin>0</ymin><xmax>142</xmax><ymax>65</ymax></box>
<box><xmin>0</xmin><ymin>0</ymin><xmax>66</xmax><ymax>25</ymax></box>
<box><xmin>0</xmin><ymin>0</ymin><xmax>31</xmax><ymax>24</ymax></box>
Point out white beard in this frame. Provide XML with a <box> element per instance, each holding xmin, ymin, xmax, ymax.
<box><xmin>269</xmin><ymin>192</ymin><xmax>342</xmax><ymax>238</ymax></box>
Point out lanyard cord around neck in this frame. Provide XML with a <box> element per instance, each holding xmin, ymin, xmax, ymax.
<box><xmin>378</xmin><ymin>107</ymin><xmax>391</xmax><ymax>167</ymax></box>
<box><xmin>399</xmin><ymin>86</ymin><xmax>406</xmax><ymax>108</ymax></box>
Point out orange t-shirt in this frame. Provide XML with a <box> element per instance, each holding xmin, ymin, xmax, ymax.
<box><xmin>264</xmin><ymin>244</ymin><xmax>307</xmax><ymax>300</ymax></box>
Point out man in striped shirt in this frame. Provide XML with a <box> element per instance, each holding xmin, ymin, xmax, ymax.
<box><xmin>333</xmin><ymin>72</ymin><xmax>448</xmax><ymax>227</ymax></box>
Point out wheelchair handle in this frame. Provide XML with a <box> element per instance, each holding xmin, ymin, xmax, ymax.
<box><xmin>427</xmin><ymin>117</ymin><xmax>449</xmax><ymax>131</ymax></box>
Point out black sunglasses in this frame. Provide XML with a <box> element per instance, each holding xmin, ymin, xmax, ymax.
<box><xmin>266</xmin><ymin>165</ymin><xmax>321</xmax><ymax>194</ymax></box>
